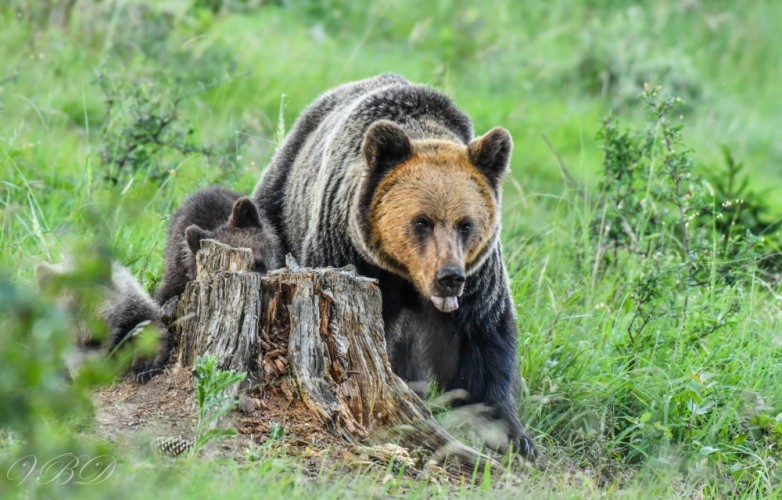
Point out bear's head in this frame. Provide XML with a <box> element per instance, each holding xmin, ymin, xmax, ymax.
<box><xmin>185</xmin><ymin>197</ymin><xmax>283</xmax><ymax>274</ymax></box>
<box><xmin>360</xmin><ymin>120</ymin><xmax>511</xmax><ymax>313</ymax></box>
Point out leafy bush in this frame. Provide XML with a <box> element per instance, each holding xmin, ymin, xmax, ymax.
<box><xmin>576</xmin><ymin>7</ymin><xmax>703</xmax><ymax>108</ymax></box>
<box><xmin>519</xmin><ymin>86</ymin><xmax>781</xmax><ymax>494</ymax></box>
<box><xmin>94</xmin><ymin>2</ymin><xmax>248</xmax><ymax>184</ymax></box>
<box><xmin>0</xmin><ymin>259</ymin><xmax>122</xmax><ymax>496</ymax></box>
<box><xmin>98</xmin><ymin>72</ymin><xmax>244</xmax><ymax>183</ymax></box>
<box><xmin>0</xmin><ymin>274</ymin><xmax>88</xmax><ymax>438</ymax></box>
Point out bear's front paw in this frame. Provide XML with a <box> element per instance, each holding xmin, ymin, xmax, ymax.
<box><xmin>494</xmin><ymin>405</ymin><xmax>537</xmax><ymax>461</ymax></box>
<box><xmin>131</xmin><ymin>359</ymin><xmax>163</xmax><ymax>384</ymax></box>
<box><xmin>508</xmin><ymin>427</ymin><xmax>537</xmax><ymax>461</ymax></box>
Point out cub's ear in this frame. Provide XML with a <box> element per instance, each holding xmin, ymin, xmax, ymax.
<box><xmin>185</xmin><ymin>225</ymin><xmax>212</xmax><ymax>255</ymax></box>
<box><xmin>228</xmin><ymin>197</ymin><xmax>262</xmax><ymax>229</ymax></box>
<box><xmin>34</xmin><ymin>262</ymin><xmax>59</xmax><ymax>290</ymax></box>
<box><xmin>468</xmin><ymin>127</ymin><xmax>513</xmax><ymax>191</ymax></box>
<box><xmin>361</xmin><ymin>120</ymin><xmax>413</xmax><ymax>177</ymax></box>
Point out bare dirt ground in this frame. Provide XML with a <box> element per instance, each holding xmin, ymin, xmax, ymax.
<box><xmin>91</xmin><ymin>364</ymin><xmax>342</xmax><ymax>458</ymax></box>
<box><xmin>89</xmin><ymin>365</ymin><xmax>506</xmax><ymax>486</ymax></box>
<box><xmin>90</xmin><ymin>364</ymin><xmax>426</xmax><ymax>477</ymax></box>
<box><xmin>92</xmin><ymin>367</ymin><xmax>196</xmax><ymax>444</ymax></box>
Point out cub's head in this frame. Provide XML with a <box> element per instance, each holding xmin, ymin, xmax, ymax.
<box><xmin>360</xmin><ymin>120</ymin><xmax>511</xmax><ymax>313</ymax></box>
<box><xmin>34</xmin><ymin>259</ymin><xmax>112</xmax><ymax>358</ymax></box>
<box><xmin>185</xmin><ymin>197</ymin><xmax>283</xmax><ymax>274</ymax></box>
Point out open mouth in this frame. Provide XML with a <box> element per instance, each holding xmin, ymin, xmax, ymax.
<box><xmin>430</xmin><ymin>296</ymin><xmax>459</xmax><ymax>313</ymax></box>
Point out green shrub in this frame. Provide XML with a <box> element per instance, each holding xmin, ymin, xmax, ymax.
<box><xmin>98</xmin><ymin>71</ymin><xmax>243</xmax><ymax>183</ymax></box>
<box><xmin>517</xmin><ymin>86</ymin><xmax>781</xmax><ymax>494</ymax></box>
<box><xmin>700</xmin><ymin>146</ymin><xmax>782</xmax><ymax>280</ymax></box>
<box><xmin>0</xmin><ymin>259</ymin><xmax>121</xmax><ymax>496</ymax></box>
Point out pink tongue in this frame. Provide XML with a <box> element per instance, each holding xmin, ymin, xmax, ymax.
<box><xmin>431</xmin><ymin>296</ymin><xmax>459</xmax><ymax>313</ymax></box>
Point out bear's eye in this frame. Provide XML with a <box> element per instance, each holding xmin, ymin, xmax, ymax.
<box><xmin>458</xmin><ymin>221</ymin><xmax>473</xmax><ymax>236</ymax></box>
<box><xmin>254</xmin><ymin>260</ymin><xmax>267</xmax><ymax>274</ymax></box>
<box><xmin>83</xmin><ymin>338</ymin><xmax>102</xmax><ymax>350</ymax></box>
<box><xmin>413</xmin><ymin>217</ymin><xmax>433</xmax><ymax>234</ymax></box>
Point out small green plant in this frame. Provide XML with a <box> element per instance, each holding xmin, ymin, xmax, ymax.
<box><xmin>592</xmin><ymin>86</ymin><xmax>755</xmax><ymax>341</ymax></box>
<box><xmin>191</xmin><ymin>353</ymin><xmax>247</xmax><ymax>457</ymax></box>
<box><xmin>242</xmin><ymin>422</ymin><xmax>285</xmax><ymax>462</ymax></box>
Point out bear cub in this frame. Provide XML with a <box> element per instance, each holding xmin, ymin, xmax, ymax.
<box><xmin>35</xmin><ymin>259</ymin><xmax>169</xmax><ymax>383</ymax></box>
<box><xmin>156</xmin><ymin>186</ymin><xmax>283</xmax><ymax>305</ymax></box>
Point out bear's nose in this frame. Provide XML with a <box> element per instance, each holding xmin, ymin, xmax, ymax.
<box><xmin>436</xmin><ymin>266</ymin><xmax>466</xmax><ymax>289</ymax></box>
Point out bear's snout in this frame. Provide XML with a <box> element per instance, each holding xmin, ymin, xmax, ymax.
<box><xmin>430</xmin><ymin>264</ymin><xmax>465</xmax><ymax>313</ymax></box>
<box><xmin>436</xmin><ymin>265</ymin><xmax>465</xmax><ymax>291</ymax></box>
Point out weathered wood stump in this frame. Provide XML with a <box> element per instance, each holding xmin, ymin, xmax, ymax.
<box><xmin>172</xmin><ymin>239</ymin><xmax>502</xmax><ymax>473</ymax></box>
<box><xmin>175</xmin><ymin>242</ymin><xmax>261</xmax><ymax>377</ymax></box>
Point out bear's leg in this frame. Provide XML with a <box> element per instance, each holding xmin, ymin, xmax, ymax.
<box><xmin>378</xmin><ymin>272</ymin><xmax>430</xmax><ymax>396</ymax></box>
<box><xmin>425</xmin><ymin>314</ymin><xmax>536</xmax><ymax>459</ymax></box>
<box><xmin>386</xmin><ymin>310</ymin><xmax>429</xmax><ymax>398</ymax></box>
<box><xmin>424</xmin><ymin>249</ymin><xmax>537</xmax><ymax>459</ymax></box>
<box><xmin>130</xmin><ymin>329</ymin><xmax>171</xmax><ymax>384</ymax></box>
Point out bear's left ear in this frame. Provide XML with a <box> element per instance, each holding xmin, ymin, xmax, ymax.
<box><xmin>185</xmin><ymin>225</ymin><xmax>213</xmax><ymax>255</ymax></box>
<box><xmin>228</xmin><ymin>197</ymin><xmax>263</xmax><ymax>229</ymax></box>
<box><xmin>468</xmin><ymin>127</ymin><xmax>513</xmax><ymax>191</ymax></box>
<box><xmin>361</xmin><ymin>120</ymin><xmax>413</xmax><ymax>179</ymax></box>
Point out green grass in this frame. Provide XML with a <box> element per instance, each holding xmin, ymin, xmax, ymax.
<box><xmin>2</xmin><ymin>0</ymin><xmax>782</xmax><ymax>497</ymax></box>
<box><xmin>0</xmin><ymin>442</ymin><xmax>706</xmax><ymax>499</ymax></box>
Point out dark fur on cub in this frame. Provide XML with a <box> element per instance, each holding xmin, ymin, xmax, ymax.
<box><xmin>156</xmin><ymin>186</ymin><xmax>283</xmax><ymax>305</ymax></box>
<box><xmin>35</xmin><ymin>260</ymin><xmax>169</xmax><ymax>383</ymax></box>
<box><xmin>253</xmin><ymin>74</ymin><xmax>536</xmax><ymax>458</ymax></box>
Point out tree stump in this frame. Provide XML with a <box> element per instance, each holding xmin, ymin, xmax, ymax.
<box><xmin>175</xmin><ymin>241</ymin><xmax>261</xmax><ymax>378</ymax></box>
<box><xmin>172</xmin><ymin>239</ymin><xmax>503</xmax><ymax>474</ymax></box>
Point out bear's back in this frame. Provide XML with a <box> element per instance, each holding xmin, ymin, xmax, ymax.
<box><xmin>253</xmin><ymin>75</ymin><xmax>411</xmax><ymax>249</ymax></box>
<box><xmin>254</xmin><ymin>75</ymin><xmax>474</xmax><ymax>266</ymax></box>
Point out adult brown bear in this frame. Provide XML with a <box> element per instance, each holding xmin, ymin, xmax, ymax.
<box><xmin>253</xmin><ymin>74</ymin><xmax>535</xmax><ymax>458</ymax></box>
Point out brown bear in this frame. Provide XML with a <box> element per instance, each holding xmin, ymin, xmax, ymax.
<box><xmin>35</xmin><ymin>259</ymin><xmax>169</xmax><ymax>383</ymax></box>
<box><xmin>155</xmin><ymin>186</ymin><xmax>283</xmax><ymax>305</ymax></box>
<box><xmin>252</xmin><ymin>74</ymin><xmax>535</xmax><ymax>458</ymax></box>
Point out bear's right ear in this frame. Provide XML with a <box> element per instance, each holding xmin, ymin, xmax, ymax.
<box><xmin>228</xmin><ymin>197</ymin><xmax>263</xmax><ymax>229</ymax></box>
<box><xmin>361</xmin><ymin>120</ymin><xmax>413</xmax><ymax>179</ymax></box>
<box><xmin>185</xmin><ymin>225</ymin><xmax>212</xmax><ymax>255</ymax></box>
